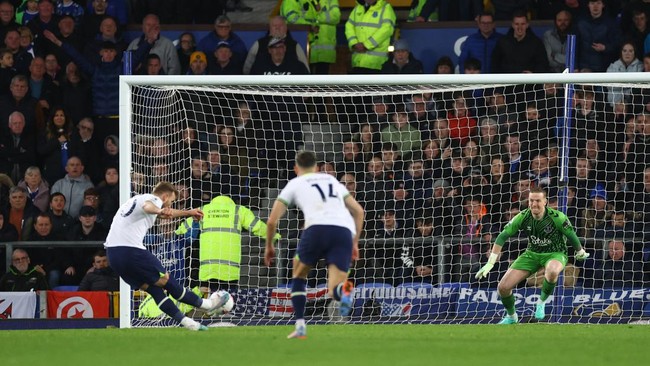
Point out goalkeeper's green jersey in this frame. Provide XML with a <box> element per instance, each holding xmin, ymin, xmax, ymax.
<box><xmin>494</xmin><ymin>207</ymin><xmax>582</xmax><ymax>254</ymax></box>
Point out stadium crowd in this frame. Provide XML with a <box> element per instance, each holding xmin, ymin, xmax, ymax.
<box><xmin>1</xmin><ymin>0</ymin><xmax>650</xmax><ymax>291</ymax></box>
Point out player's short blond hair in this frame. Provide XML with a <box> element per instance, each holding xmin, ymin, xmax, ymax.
<box><xmin>152</xmin><ymin>181</ymin><xmax>179</xmax><ymax>197</ymax></box>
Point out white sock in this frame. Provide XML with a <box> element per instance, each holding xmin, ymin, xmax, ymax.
<box><xmin>199</xmin><ymin>299</ymin><xmax>212</xmax><ymax>310</ymax></box>
<box><xmin>295</xmin><ymin>319</ymin><xmax>306</xmax><ymax>328</ymax></box>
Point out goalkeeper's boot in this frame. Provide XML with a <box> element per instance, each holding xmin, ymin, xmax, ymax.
<box><xmin>206</xmin><ymin>291</ymin><xmax>231</xmax><ymax>317</ymax></box>
<box><xmin>497</xmin><ymin>313</ymin><xmax>518</xmax><ymax>325</ymax></box>
<box><xmin>182</xmin><ymin>318</ymin><xmax>208</xmax><ymax>331</ymax></box>
<box><xmin>339</xmin><ymin>281</ymin><xmax>355</xmax><ymax>317</ymax></box>
<box><xmin>535</xmin><ymin>302</ymin><xmax>546</xmax><ymax>320</ymax></box>
<box><xmin>287</xmin><ymin>324</ymin><xmax>307</xmax><ymax>339</ymax></box>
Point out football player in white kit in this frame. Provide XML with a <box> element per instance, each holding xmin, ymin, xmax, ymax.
<box><xmin>265</xmin><ymin>151</ymin><xmax>365</xmax><ymax>339</ymax></box>
<box><xmin>105</xmin><ymin>182</ymin><xmax>230</xmax><ymax>331</ymax></box>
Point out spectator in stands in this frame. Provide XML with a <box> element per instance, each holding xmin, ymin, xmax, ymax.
<box><xmin>55</xmin><ymin>0</ymin><xmax>84</xmax><ymax>25</ymax></box>
<box><xmin>444</xmin><ymin>151</ymin><xmax>470</xmax><ymax>194</ymax></box>
<box><xmin>0</xmin><ymin>75</ymin><xmax>41</xmax><ymax>138</ymax></box>
<box><xmin>0</xmin><ymin>47</ymin><xmax>16</xmax><ymax>96</ymax></box>
<box><xmin>477</xmin><ymin>117</ymin><xmax>503</xmax><ymax>168</ymax></box>
<box><xmin>576</xmin><ymin>0</ymin><xmax>621</xmax><ymax>72</ymax></box>
<box><xmin>624</xmin><ymin>113</ymin><xmax>650</xmax><ymax>194</ymax></box>
<box><xmin>358</xmin><ymin>156</ymin><xmax>387</xmax><ymax>234</ymax></box>
<box><xmin>433</xmin><ymin>55</ymin><xmax>453</xmax><ymax>74</ymax></box>
<box><xmin>46</xmin><ymin>191</ymin><xmax>74</xmax><ymax>238</ymax></box>
<box><xmin>6</xmin><ymin>186</ymin><xmax>38</xmax><ymax>240</ymax></box>
<box><xmin>77</xmin><ymin>249</ymin><xmax>119</xmax><ymax>291</ymax></box>
<box><xmin>0</xmin><ymin>211</ymin><xmax>18</xmax><ymax>244</ymax></box>
<box><xmin>486</xmin><ymin>156</ymin><xmax>510</xmax><ymax>217</ymax></box>
<box><xmin>393</xmin><ymin>214</ymin><xmax>438</xmax><ymax>285</ymax></box>
<box><xmin>127</xmin><ymin>14</ymin><xmax>180</xmax><ymax>75</ymax></box>
<box><xmin>60</xmin><ymin>63</ymin><xmax>91</xmax><ymax>124</ymax></box>
<box><xmin>461</xmin><ymin>139</ymin><xmax>481</xmax><ymax>169</ymax></box>
<box><xmin>0</xmin><ymin>111</ymin><xmax>36</xmax><ymax>185</ymax></box>
<box><xmin>27</xmin><ymin>212</ymin><xmax>78</xmax><ymax>287</ymax></box>
<box><xmin>528</xmin><ymin>153</ymin><xmax>556</xmax><ymax>189</ymax></box>
<box><xmin>51</xmin><ymin>15</ymin><xmax>84</xmax><ymax>68</ymax></box>
<box><xmin>184</xmin><ymin>50</ymin><xmax>207</xmax><ymax>75</ymax></box>
<box><xmin>51</xmin><ymin>156</ymin><xmax>94</xmax><ymax>218</ymax></box>
<box><xmin>141</xmin><ymin>53</ymin><xmax>163</xmax><ymax>75</ymax></box>
<box><xmin>67</xmin><ymin>205</ymin><xmax>107</xmax><ymax>269</ymax></box>
<box><xmin>626</xmin><ymin>8</ymin><xmax>648</xmax><ymax>57</ymax></box>
<box><xmin>44</xmin><ymin>33</ymin><xmax>152</xmax><ymax>142</ymax></box>
<box><xmin>198</xmin><ymin>15</ymin><xmax>247</xmax><ymax>65</ymax></box>
<box><xmin>37</xmin><ymin>107</ymin><xmax>73</xmax><ymax>187</ymax></box>
<box><xmin>452</xmin><ymin>196</ymin><xmax>489</xmax><ymax>282</ymax></box>
<box><xmin>407</xmin><ymin>93</ymin><xmax>438</xmax><ymax>139</ymax></box>
<box><xmin>381</xmin><ymin>39</ymin><xmax>423</xmax><ymax>74</ymax></box>
<box><xmin>543</xmin><ymin>9</ymin><xmax>573</xmax><ymax>73</ymax></box>
<box><xmin>69</xmin><ymin>117</ymin><xmax>102</xmax><ymax>183</ymax></box>
<box><xmin>217</xmin><ymin>126</ymin><xmax>248</xmax><ymax>181</ymax></box>
<box><xmin>86</xmin><ymin>0</ymin><xmax>127</xmax><ymax>26</ymax></box>
<box><xmin>0</xmin><ymin>248</ymin><xmax>48</xmax><ymax>291</ymax></box>
<box><xmin>282</xmin><ymin>0</ymin><xmax>340</xmax><ymax>74</ymax></box>
<box><xmin>25</xmin><ymin>0</ymin><xmax>58</xmax><ymax>56</ymax></box>
<box><xmin>250</xmin><ymin>37</ymin><xmax>309</xmax><ymax>75</ymax></box>
<box><xmin>446</xmin><ymin>92</ymin><xmax>477</xmax><ymax>146</ymax></box>
<box><xmin>79</xmin><ymin>0</ymin><xmax>109</xmax><ymax>42</ymax></box>
<box><xmin>102</xmin><ymin>134</ymin><xmax>119</xmax><ymax>170</ymax></box>
<box><xmin>355</xmin><ymin>123</ymin><xmax>381</xmax><ymax>161</ymax></box>
<box><xmin>0</xmin><ymin>1</ymin><xmax>19</xmax><ymax>44</ymax></box>
<box><xmin>339</xmin><ymin>173</ymin><xmax>358</xmax><ymax>199</ymax></box>
<box><xmin>380</xmin><ymin>107</ymin><xmax>422</xmax><ymax>160</ymax></box>
<box><xmin>431</xmin><ymin>118</ymin><xmax>451</xmax><ymax>152</ymax></box>
<box><xmin>607</xmin><ymin>42</ymin><xmax>643</xmax><ymax>107</ymax></box>
<box><xmin>83</xmin><ymin>16</ymin><xmax>127</xmax><ymax>66</ymax></box>
<box><xmin>492</xmin><ymin>10</ymin><xmax>548</xmax><ymax>73</ymax></box>
<box><xmin>81</xmin><ymin>187</ymin><xmax>102</xmax><ymax>223</ymax></box>
<box><xmin>4</xmin><ymin>29</ymin><xmax>32</xmax><ymax>75</ymax></box>
<box><xmin>583</xmin><ymin>239</ymin><xmax>645</xmax><ymax>288</ymax></box>
<box><xmin>27</xmin><ymin>56</ymin><xmax>60</xmax><ymax>113</ymax></box>
<box><xmin>421</xmin><ymin>139</ymin><xmax>443</xmax><ymax>178</ymax></box>
<box><xmin>176</xmin><ymin>32</ymin><xmax>196</xmax><ymax>75</ymax></box>
<box><xmin>244</xmin><ymin>15</ymin><xmax>309</xmax><ymax>75</ymax></box>
<box><xmin>345</xmin><ymin>0</ymin><xmax>396</xmax><ymax>74</ymax></box>
<box><xmin>579</xmin><ymin>184</ymin><xmax>611</xmax><ymax>238</ymax></box>
<box><xmin>570</xmin><ymin>156</ymin><xmax>598</xmax><ymax>212</ymax></box>
<box><xmin>480</xmin><ymin>87</ymin><xmax>516</xmax><ymax>129</ymax></box>
<box><xmin>365</xmin><ymin>96</ymin><xmax>391</xmax><ymax>131</ymax></box>
<box><xmin>17</xmin><ymin>166</ymin><xmax>49</xmax><ymax>213</ymax></box>
<box><xmin>336</xmin><ymin>140</ymin><xmax>365</xmax><ymax>180</ymax></box>
<box><xmin>595</xmin><ymin>210</ymin><xmax>638</xmax><ymax>239</ymax></box>
<box><xmin>208</xmin><ymin>41</ymin><xmax>243</xmax><ymax>75</ymax></box>
<box><xmin>503</xmin><ymin>133</ymin><xmax>525</xmax><ymax>175</ymax></box>
<box><xmin>95</xmin><ymin>165</ymin><xmax>118</xmax><ymax>229</ymax></box>
<box><xmin>43</xmin><ymin>53</ymin><xmax>63</xmax><ymax>86</ymax></box>
<box><xmin>459</xmin><ymin>12</ymin><xmax>502</xmax><ymax>74</ymax></box>
<box><xmin>401</xmin><ymin>159</ymin><xmax>432</xmax><ymax>215</ymax></box>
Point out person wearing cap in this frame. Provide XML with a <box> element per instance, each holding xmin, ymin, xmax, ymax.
<box><xmin>208</xmin><ymin>41</ymin><xmax>243</xmax><ymax>75</ymax></box>
<box><xmin>243</xmin><ymin>15</ymin><xmax>309</xmax><ymax>75</ymax></box>
<box><xmin>43</xmin><ymin>27</ymin><xmax>153</xmax><ymax>141</ymax></box>
<box><xmin>281</xmin><ymin>0</ymin><xmax>341</xmax><ymax>74</ymax></box>
<box><xmin>249</xmin><ymin>36</ymin><xmax>309</xmax><ymax>75</ymax></box>
<box><xmin>345</xmin><ymin>0</ymin><xmax>396</xmax><ymax>73</ymax></box>
<box><xmin>458</xmin><ymin>12</ymin><xmax>502</xmax><ymax>74</ymax></box>
<box><xmin>380</xmin><ymin>38</ymin><xmax>423</xmax><ymax>74</ymax></box>
<box><xmin>187</xmin><ymin>50</ymin><xmax>208</xmax><ymax>75</ymax></box>
<box><xmin>197</xmin><ymin>15</ymin><xmax>247</xmax><ymax>64</ymax></box>
<box><xmin>68</xmin><ymin>204</ymin><xmax>108</xmax><ymax>273</ymax></box>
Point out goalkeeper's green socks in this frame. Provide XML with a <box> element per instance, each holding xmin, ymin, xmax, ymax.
<box><xmin>501</xmin><ymin>294</ymin><xmax>516</xmax><ymax>316</ymax></box>
<box><xmin>540</xmin><ymin>279</ymin><xmax>556</xmax><ymax>302</ymax></box>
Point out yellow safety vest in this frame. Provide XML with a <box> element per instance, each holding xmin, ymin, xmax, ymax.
<box><xmin>345</xmin><ymin>0</ymin><xmax>396</xmax><ymax>70</ymax></box>
<box><xmin>281</xmin><ymin>0</ymin><xmax>341</xmax><ymax>64</ymax></box>
<box><xmin>175</xmin><ymin>196</ymin><xmax>280</xmax><ymax>282</ymax></box>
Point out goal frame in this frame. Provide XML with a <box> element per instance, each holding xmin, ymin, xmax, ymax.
<box><xmin>118</xmin><ymin>72</ymin><xmax>650</xmax><ymax>328</ymax></box>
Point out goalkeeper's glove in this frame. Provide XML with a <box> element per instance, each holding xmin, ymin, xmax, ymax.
<box><xmin>575</xmin><ymin>248</ymin><xmax>590</xmax><ymax>261</ymax></box>
<box><xmin>475</xmin><ymin>253</ymin><xmax>498</xmax><ymax>279</ymax></box>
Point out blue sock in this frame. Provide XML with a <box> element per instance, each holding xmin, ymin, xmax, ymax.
<box><xmin>164</xmin><ymin>278</ymin><xmax>202</xmax><ymax>308</ymax></box>
<box><xmin>333</xmin><ymin>283</ymin><xmax>343</xmax><ymax>301</ymax></box>
<box><xmin>291</xmin><ymin>278</ymin><xmax>307</xmax><ymax>320</ymax></box>
<box><xmin>147</xmin><ymin>286</ymin><xmax>184</xmax><ymax>323</ymax></box>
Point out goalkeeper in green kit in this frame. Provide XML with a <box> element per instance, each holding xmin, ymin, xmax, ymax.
<box><xmin>475</xmin><ymin>187</ymin><xmax>590</xmax><ymax>324</ymax></box>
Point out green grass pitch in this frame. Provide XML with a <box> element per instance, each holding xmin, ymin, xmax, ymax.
<box><xmin>1</xmin><ymin>324</ymin><xmax>647</xmax><ymax>366</ymax></box>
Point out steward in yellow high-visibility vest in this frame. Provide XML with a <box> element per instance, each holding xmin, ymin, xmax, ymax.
<box><xmin>345</xmin><ymin>0</ymin><xmax>396</xmax><ymax>73</ymax></box>
<box><xmin>281</xmin><ymin>0</ymin><xmax>341</xmax><ymax>74</ymax></box>
<box><xmin>175</xmin><ymin>195</ymin><xmax>280</xmax><ymax>291</ymax></box>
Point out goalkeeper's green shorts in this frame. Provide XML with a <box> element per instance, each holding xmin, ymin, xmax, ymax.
<box><xmin>510</xmin><ymin>250</ymin><xmax>568</xmax><ymax>274</ymax></box>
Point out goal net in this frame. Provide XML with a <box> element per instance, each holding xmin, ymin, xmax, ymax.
<box><xmin>119</xmin><ymin>73</ymin><xmax>650</xmax><ymax>327</ymax></box>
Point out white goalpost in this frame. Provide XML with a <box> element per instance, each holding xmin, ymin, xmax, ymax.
<box><xmin>119</xmin><ymin>73</ymin><xmax>650</xmax><ymax>328</ymax></box>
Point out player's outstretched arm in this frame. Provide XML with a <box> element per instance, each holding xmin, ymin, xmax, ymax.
<box><xmin>143</xmin><ymin>201</ymin><xmax>203</xmax><ymax>220</ymax></box>
<box><xmin>265</xmin><ymin>200</ymin><xmax>288</xmax><ymax>267</ymax></box>
<box><xmin>475</xmin><ymin>243</ymin><xmax>503</xmax><ymax>279</ymax></box>
<box><xmin>344</xmin><ymin>195</ymin><xmax>365</xmax><ymax>261</ymax></box>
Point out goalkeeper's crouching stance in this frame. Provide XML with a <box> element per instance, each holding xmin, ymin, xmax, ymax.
<box><xmin>475</xmin><ymin>187</ymin><xmax>590</xmax><ymax>324</ymax></box>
